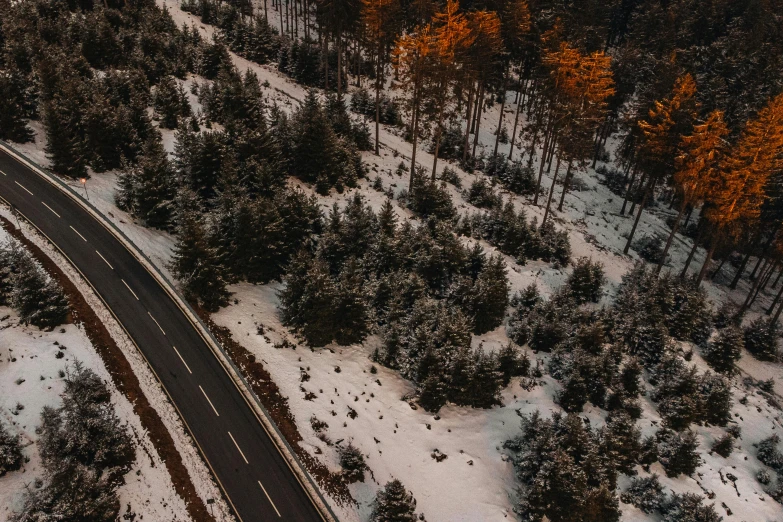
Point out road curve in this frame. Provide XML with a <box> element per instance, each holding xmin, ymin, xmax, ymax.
<box><xmin>0</xmin><ymin>147</ymin><xmax>326</xmax><ymax>522</ymax></box>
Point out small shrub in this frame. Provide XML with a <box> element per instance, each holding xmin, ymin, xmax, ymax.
<box><xmin>566</xmin><ymin>257</ymin><xmax>605</xmax><ymax>304</ymax></box>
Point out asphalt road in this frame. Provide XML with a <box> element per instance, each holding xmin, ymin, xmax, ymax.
<box><xmin>0</xmin><ymin>148</ymin><xmax>326</xmax><ymax>522</ymax></box>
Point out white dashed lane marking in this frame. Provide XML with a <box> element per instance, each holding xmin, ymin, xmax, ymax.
<box><xmin>258</xmin><ymin>481</ymin><xmax>282</xmax><ymax>517</ymax></box>
<box><xmin>14</xmin><ymin>181</ymin><xmax>32</xmax><ymax>195</ymax></box>
<box><xmin>148</xmin><ymin>311</ymin><xmax>165</xmax><ymax>335</ymax></box>
<box><xmin>69</xmin><ymin>225</ymin><xmax>87</xmax><ymax>242</ymax></box>
<box><xmin>228</xmin><ymin>431</ymin><xmax>249</xmax><ymax>464</ymax></box>
<box><xmin>121</xmin><ymin>279</ymin><xmax>139</xmax><ymax>300</ymax></box>
<box><xmin>42</xmin><ymin>202</ymin><xmax>60</xmax><ymax>218</ymax></box>
<box><xmin>199</xmin><ymin>385</ymin><xmax>219</xmax><ymax>417</ymax></box>
<box><xmin>96</xmin><ymin>250</ymin><xmax>113</xmax><ymax>270</ymax></box>
<box><xmin>172</xmin><ymin>346</ymin><xmax>192</xmax><ymax>374</ymax></box>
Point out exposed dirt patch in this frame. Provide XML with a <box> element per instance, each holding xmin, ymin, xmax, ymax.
<box><xmin>0</xmin><ymin>216</ymin><xmax>215</xmax><ymax>522</ymax></box>
<box><xmin>197</xmin><ymin>311</ymin><xmax>354</xmax><ymax>506</ymax></box>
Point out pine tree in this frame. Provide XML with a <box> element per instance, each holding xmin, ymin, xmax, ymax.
<box><xmin>116</xmin><ymin>136</ymin><xmax>177</xmax><ymax>229</ymax></box>
<box><xmin>468</xmin><ymin>254</ymin><xmax>509</xmax><ymax>334</ymax></box>
<box><xmin>621</xmin><ymin>475</ymin><xmax>666</xmax><ymax>513</ymax></box>
<box><xmin>743</xmin><ymin>316</ymin><xmax>780</xmax><ymax>361</ymax></box>
<box><xmin>371</xmin><ymin>479</ymin><xmax>418</xmax><ymax>522</ymax></box>
<box><xmin>154</xmin><ymin>75</ymin><xmax>191</xmax><ymax>129</ymax></box>
<box><xmin>8</xmin><ymin>247</ymin><xmax>69</xmax><ymax>329</ymax></box>
<box><xmin>169</xmin><ymin>206</ymin><xmax>231</xmax><ymax>312</ymax></box>
<box><xmin>696</xmin><ymin>92</ymin><xmax>783</xmax><ymax>285</ymax></box>
<box><xmin>656</xmin><ymin>428</ymin><xmax>701</xmax><ymax>478</ymax></box>
<box><xmin>661</xmin><ymin>493</ymin><xmax>722</xmax><ymax>522</ymax></box>
<box><xmin>468</xmin><ymin>347</ymin><xmax>504</xmax><ymax>408</ymax></box>
<box><xmin>0</xmin><ymin>420</ymin><xmax>23</xmax><ymax>476</ymax></box>
<box><xmin>12</xmin><ymin>463</ymin><xmax>120</xmax><ymax>522</ymax></box>
<box><xmin>657</xmin><ymin>110</ymin><xmax>728</xmax><ymax>273</ymax></box>
<box><xmin>566</xmin><ymin>257</ymin><xmax>606</xmax><ymax>304</ymax></box>
<box><xmin>339</xmin><ymin>443</ymin><xmax>367</xmax><ymax>482</ymax></box>
<box><xmin>418</xmin><ymin>374</ymin><xmax>448</xmax><ymax>412</ymax></box>
<box><xmin>703</xmin><ymin>325</ymin><xmax>743</xmax><ymax>374</ymax></box>
<box><xmin>624</xmin><ymin>74</ymin><xmax>698</xmax><ymax>254</ymax></box>
<box><xmin>38</xmin><ymin>360</ymin><xmax>136</xmax><ymax>474</ymax></box>
<box><xmin>334</xmin><ymin>258</ymin><xmax>369</xmax><ymax>345</ymax></box>
<box><xmin>0</xmin><ymin>67</ymin><xmax>33</xmax><ymax>143</ymax></box>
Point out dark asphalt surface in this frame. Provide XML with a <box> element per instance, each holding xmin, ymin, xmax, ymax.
<box><xmin>0</xmin><ymin>148</ymin><xmax>325</xmax><ymax>522</ymax></box>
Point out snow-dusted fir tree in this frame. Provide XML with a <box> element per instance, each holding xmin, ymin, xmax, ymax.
<box><xmin>703</xmin><ymin>325</ymin><xmax>743</xmax><ymax>373</ymax></box>
<box><xmin>743</xmin><ymin>317</ymin><xmax>780</xmax><ymax>361</ymax></box>
<box><xmin>8</xmin><ymin>246</ymin><xmax>69</xmax><ymax>329</ymax></box>
<box><xmin>169</xmin><ymin>201</ymin><xmax>230</xmax><ymax>312</ymax></box>
<box><xmin>371</xmin><ymin>479</ymin><xmax>418</xmax><ymax>522</ymax></box>
<box><xmin>153</xmin><ymin>75</ymin><xmax>191</xmax><ymax>129</ymax></box>
<box><xmin>0</xmin><ymin>420</ymin><xmax>23</xmax><ymax>476</ymax></box>
<box><xmin>0</xmin><ymin>66</ymin><xmax>33</xmax><ymax>143</ymax></box>
<box><xmin>339</xmin><ymin>443</ymin><xmax>367</xmax><ymax>483</ymax></box>
<box><xmin>116</xmin><ymin>135</ymin><xmax>178</xmax><ymax>229</ymax></box>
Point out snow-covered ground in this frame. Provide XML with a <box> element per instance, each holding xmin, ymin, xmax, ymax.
<box><xmin>8</xmin><ymin>1</ymin><xmax>783</xmax><ymax>520</ymax></box>
<box><xmin>0</xmin><ymin>229</ymin><xmax>191</xmax><ymax>522</ymax></box>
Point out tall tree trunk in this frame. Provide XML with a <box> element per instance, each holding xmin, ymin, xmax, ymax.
<box><xmin>431</xmin><ymin>86</ymin><xmax>446</xmax><ymax>179</ymax></box>
<box><xmin>557</xmin><ymin>162</ymin><xmax>574</xmax><ymax>212</ymax></box>
<box><xmin>729</xmin><ymin>250</ymin><xmax>753</xmax><ymax>289</ymax></box>
<box><xmin>374</xmin><ymin>41</ymin><xmax>382</xmax><ymax>156</ymax></box>
<box><xmin>337</xmin><ymin>33</ymin><xmax>342</xmax><ymax>97</ymax></box>
<box><xmin>681</xmin><ymin>236</ymin><xmax>700</xmax><ymax>279</ymax></box>
<box><xmin>711</xmin><ymin>255</ymin><xmax>729</xmax><ymax>281</ymax></box>
<box><xmin>533</xmin><ymin>124</ymin><xmax>554</xmax><ymax>205</ymax></box>
<box><xmin>696</xmin><ymin>235</ymin><xmax>720</xmax><ymax>286</ymax></box>
<box><xmin>462</xmin><ymin>83</ymin><xmax>475</xmax><ymax>165</ymax></box>
<box><xmin>541</xmin><ymin>156</ymin><xmax>563</xmax><ymax>227</ymax></box>
<box><xmin>740</xmin><ymin>258</ymin><xmax>771</xmax><ymax>315</ymax></box>
<box><xmin>767</xmin><ymin>277</ymin><xmax>783</xmax><ymax>314</ymax></box>
<box><xmin>629</xmin><ymin>170</ymin><xmax>649</xmax><ymax>217</ymax></box>
<box><xmin>409</xmin><ymin>87</ymin><xmax>421</xmax><ymax>192</ymax></box>
<box><xmin>623</xmin><ymin>176</ymin><xmax>654</xmax><ymax>255</ymax></box>
<box><xmin>508</xmin><ymin>80</ymin><xmax>525</xmax><ymax>162</ymax></box>
<box><xmin>493</xmin><ymin>70</ymin><xmax>509</xmax><ymax>159</ymax></box>
<box><xmin>471</xmin><ymin>83</ymin><xmax>485</xmax><ymax>159</ymax></box>
<box><xmin>655</xmin><ymin>198</ymin><xmax>687</xmax><ymax>275</ymax></box>
<box><xmin>772</xmin><ymin>291</ymin><xmax>783</xmax><ymax>323</ymax></box>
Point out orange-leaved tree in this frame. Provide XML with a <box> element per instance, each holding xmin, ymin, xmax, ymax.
<box><xmin>656</xmin><ymin>109</ymin><xmax>728</xmax><ymax>274</ymax></box>
<box><xmin>623</xmin><ymin>73</ymin><xmax>698</xmax><ymax>255</ymax></box>
<box><xmin>694</xmin><ymin>92</ymin><xmax>783</xmax><ymax>286</ymax></box>
<box><xmin>429</xmin><ymin>0</ymin><xmax>473</xmax><ymax>178</ymax></box>
<box><xmin>361</xmin><ymin>0</ymin><xmax>401</xmax><ymax>155</ymax></box>
<box><xmin>393</xmin><ymin>24</ymin><xmax>436</xmax><ymax>191</ymax></box>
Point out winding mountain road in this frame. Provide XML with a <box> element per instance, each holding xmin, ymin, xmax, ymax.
<box><xmin>0</xmin><ymin>147</ymin><xmax>327</xmax><ymax>522</ymax></box>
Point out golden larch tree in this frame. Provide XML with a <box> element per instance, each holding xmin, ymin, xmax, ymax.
<box><xmin>694</xmin><ymin>92</ymin><xmax>783</xmax><ymax>285</ymax></box>
<box><xmin>656</xmin><ymin>109</ymin><xmax>728</xmax><ymax>274</ymax></box>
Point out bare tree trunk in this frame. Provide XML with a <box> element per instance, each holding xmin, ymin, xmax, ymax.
<box><xmin>656</xmin><ymin>198</ymin><xmax>687</xmax><ymax>275</ymax></box>
<box><xmin>541</xmin><ymin>156</ymin><xmax>563</xmax><ymax>227</ymax></box>
<box><xmin>409</xmin><ymin>87</ymin><xmax>421</xmax><ymax>192</ymax></box>
<box><xmin>557</xmin><ymin>162</ymin><xmax>574</xmax><ymax>212</ymax></box>
<box><xmin>767</xmin><ymin>277</ymin><xmax>783</xmax><ymax>315</ymax></box>
<box><xmin>337</xmin><ymin>33</ymin><xmax>342</xmax><ymax>97</ymax></box>
<box><xmin>681</xmin><ymin>237</ymin><xmax>700</xmax><ymax>279</ymax></box>
<box><xmin>623</xmin><ymin>176</ymin><xmax>654</xmax><ymax>255</ymax></box>
<box><xmin>493</xmin><ymin>71</ymin><xmax>509</xmax><ymax>159</ymax></box>
<box><xmin>462</xmin><ymin>83</ymin><xmax>475</xmax><ymax>165</ymax></box>
<box><xmin>730</xmin><ymin>250</ymin><xmax>753</xmax><ymax>289</ymax></box>
<box><xmin>629</xmin><ymin>170</ymin><xmax>649</xmax><ymax>217</ymax></box>
<box><xmin>431</xmin><ymin>85</ymin><xmax>446</xmax><ymax>179</ymax></box>
<box><xmin>533</xmin><ymin>124</ymin><xmax>554</xmax><ymax>205</ymax></box>
<box><xmin>374</xmin><ymin>41</ymin><xmax>382</xmax><ymax>155</ymax></box>
<box><xmin>471</xmin><ymin>83</ymin><xmax>485</xmax><ymax>159</ymax></box>
<box><xmin>740</xmin><ymin>258</ymin><xmax>772</xmax><ymax>315</ymax></box>
<box><xmin>508</xmin><ymin>80</ymin><xmax>525</xmax><ymax>162</ymax></box>
<box><xmin>696</xmin><ymin>237</ymin><xmax>719</xmax><ymax>286</ymax></box>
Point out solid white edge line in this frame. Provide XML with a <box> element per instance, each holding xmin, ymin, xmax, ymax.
<box><xmin>69</xmin><ymin>225</ymin><xmax>87</xmax><ymax>242</ymax></box>
<box><xmin>228</xmin><ymin>431</ymin><xmax>249</xmax><ymax>464</ymax></box>
<box><xmin>14</xmin><ymin>180</ymin><xmax>32</xmax><ymax>195</ymax></box>
<box><xmin>42</xmin><ymin>201</ymin><xmax>60</xmax><ymax>218</ymax></box>
<box><xmin>121</xmin><ymin>279</ymin><xmax>139</xmax><ymax>300</ymax></box>
<box><xmin>95</xmin><ymin>250</ymin><xmax>113</xmax><ymax>270</ymax></box>
<box><xmin>199</xmin><ymin>385</ymin><xmax>220</xmax><ymax>417</ymax></box>
<box><xmin>172</xmin><ymin>345</ymin><xmax>192</xmax><ymax>374</ymax></box>
<box><xmin>148</xmin><ymin>311</ymin><xmax>166</xmax><ymax>335</ymax></box>
<box><xmin>258</xmin><ymin>481</ymin><xmax>282</xmax><ymax>518</ymax></box>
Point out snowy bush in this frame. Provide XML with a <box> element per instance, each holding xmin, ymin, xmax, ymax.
<box><xmin>656</xmin><ymin>428</ymin><xmax>701</xmax><ymax>477</ymax></box>
<box><xmin>660</xmin><ymin>492</ymin><xmax>721</xmax><ymax>522</ymax></box>
<box><xmin>743</xmin><ymin>317</ymin><xmax>780</xmax><ymax>361</ymax></box>
<box><xmin>711</xmin><ymin>432</ymin><xmax>735</xmax><ymax>457</ymax></box>
<box><xmin>633</xmin><ymin>235</ymin><xmax>668</xmax><ymax>265</ymax></box>
<box><xmin>757</xmin><ymin>434</ymin><xmax>783</xmax><ymax>471</ymax></box>
<box><xmin>566</xmin><ymin>257</ymin><xmax>606</xmax><ymax>304</ymax></box>
<box><xmin>621</xmin><ymin>474</ymin><xmax>666</xmax><ymax>513</ymax></box>
<box><xmin>703</xmin><ymin>326</ymin><xmax>743</xmax><ymax>374</ymax></box>
<box><xmin>0</xmin><ymin>420</ymin><xmax>23</xmax><ymax>476</ymax></box>
<box><xmin>465</xmin><ymin>178</ymin><xmax>502</xmax><ymax>209</ymax></box>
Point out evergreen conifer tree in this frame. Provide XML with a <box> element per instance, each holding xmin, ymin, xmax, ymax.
<box><xmin>169</xmin><ymin>206</ymin><xmax>230</xmax><ymax>312</ymax></box>
<box><xmin>703</xmin><ymin>325</ymin><xmax>743</xmax><ymax>374</ymax></box>
<box><xmin>8</xmin><ymin>248</ymin><xmax>69</xmax><ymax>329</ymax></box>
<box><xmin>0</xmin><ymin>420</ymin><xmax>23</xmax><ymax>476</ymax></box>
<box><xmin>371</xmin><ymin>479</ymin><xmax>418</xmax><ymax>522</ymax></box>
<box><xmin>0</xmin><ymin>67</ymin><xmax>33</xmax><ymax>143</ymax></box>
<box><xmin>743</xmin><ymin>317</ymin><xmax>780</xmax><ymax>361</ymax></box>
<box><xmin>339</xmin><ymin>443</ymin><xmax>367</xmax><ymax>482</ymax></box>
<box><xmin>154</xmin><ymin>75</ymin><xmax>191</xmax><ymax>129</ymax></box>
<box><xmin>117</xmin><ymin>136</ymin><xmax>177</xmax><ymax>229</ymax></box>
